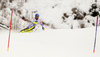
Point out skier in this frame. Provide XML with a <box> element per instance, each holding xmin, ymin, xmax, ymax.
<box><xmin>20</xmin><ymin>14</ymin><xmax>45</xmax><ymax>33</ymax></box>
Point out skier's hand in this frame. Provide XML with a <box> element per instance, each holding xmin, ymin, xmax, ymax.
<box><xmin>42</xmin><ymin>27</ymin><xmax>45</xmax><ymax>31</ymax></box>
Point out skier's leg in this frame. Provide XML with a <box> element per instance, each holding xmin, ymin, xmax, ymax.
<box><xmin>20</xmin><ymin>23</ymin><xmax>35</xmax><ymax>33</ymax></box>
<box><xmin>25</xmin><ymin>26</ymin><xmax>35</xmax><ymax>32</ymax></box>
<box><xmin>20</xmin><ymin>28</ymin><xmax>28</xmax><ymax>31</ymax></box>
<box><xmin>20</xmin><ymin>28</ymin><xmax>29</xmax><ymax>33</ymax></box>
<box><xmin>28</xmin><ymin>26</ymin><xmax>35</xmax><ymax>30</ymax></box>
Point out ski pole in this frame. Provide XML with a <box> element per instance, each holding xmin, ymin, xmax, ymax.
<box><xmin>93</xmin><ymin>12</ymin><xmax>99</xmax><ymax>53</ymax></box>
<box><xmin>7</xmin><ymin>10</ymin><xmax>13</xmax><ymax>52</ymax></box>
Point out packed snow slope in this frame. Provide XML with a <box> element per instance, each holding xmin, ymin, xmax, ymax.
<box><xmin>0</xmin><ymin>27</ymin><xmax>100</xmax><ymax>57</ymax></box>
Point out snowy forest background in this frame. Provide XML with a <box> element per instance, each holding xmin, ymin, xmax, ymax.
<box><xmin>0</xmin><ymin>0</ymin><xmax>100</xmax><ymax>30</ymax></box>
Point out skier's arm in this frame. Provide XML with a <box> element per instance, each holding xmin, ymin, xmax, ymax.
<box><xmin>23</xmin><ymin>19</ymin><xmax>31</xmax><ymax>22</ymax></box>
<box><xmin>20</xmin><ymin>17</ymin><xmax>32</xmax><ymax>22</ymax></box>
<box><xmin>39</xmin><ymin>20</ymin><xmax>45</xmax><ymax>31</ymax></box>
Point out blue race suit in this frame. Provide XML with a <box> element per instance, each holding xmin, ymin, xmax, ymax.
<box><xmin>27</xmin><ymin>18</ymin><xmax>44</xmax><ymax>30</ymax></box>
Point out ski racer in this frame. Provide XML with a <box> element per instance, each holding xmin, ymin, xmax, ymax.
<box><xmin>20</xmin><ymin>14</ymin><xmax>45</xmax><ymax>33</ymax></box>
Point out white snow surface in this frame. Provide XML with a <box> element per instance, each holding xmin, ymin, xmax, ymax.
<box><xmin>0</xmin><ymin>27</ymin><xmax>100</xmax><ymax>57</ymax></box>
<box><xmin>1</xmin><ymin>0</ymin><xmax>100</xmax><ymax>56</ymax></box>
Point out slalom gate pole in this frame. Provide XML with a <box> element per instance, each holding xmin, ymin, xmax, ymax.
<box><xmin>7</xmin><ymin>10</ymin><xmax>13</xmax><ymax>52</ymax></box>
<box><xmin>93</xmin><ymin>12</ymin><xmax>99</xmax><ymax>53</ymax></box>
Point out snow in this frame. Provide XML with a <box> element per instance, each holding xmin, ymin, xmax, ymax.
<box><xmin>22</xmin><ymin>0</ymin><xmax>99</xmax><ymax>29</ymax></box>
<box><xmin>0</xmin><ymin>0</ymin><xmax>100</xmax><ymax>56</ymax></box>
<box><xmin>0</xmin><ymin>27</ymin><xmax>100</xmax><ymax>57</ymax></box>
<box><xmin>0</xmin><ymin>0</ymin><xmax>100</xmax><ymax>29</ymax></box>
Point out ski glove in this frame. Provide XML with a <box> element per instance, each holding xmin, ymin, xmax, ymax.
<box><xmin>42</xmin><ymin>27</ymin><xmax>45</xmax><ymax>31</ymax></box>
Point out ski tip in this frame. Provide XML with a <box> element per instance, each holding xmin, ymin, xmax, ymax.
<box><xmin>93</xmin><ymin>49</ymin><xmax>95</xmax><ymax>53</ymax></box>
<box><xmin>7</xmin><ymin>48</ymin><xmax>9</xmax><ymax>52</ymax></box>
